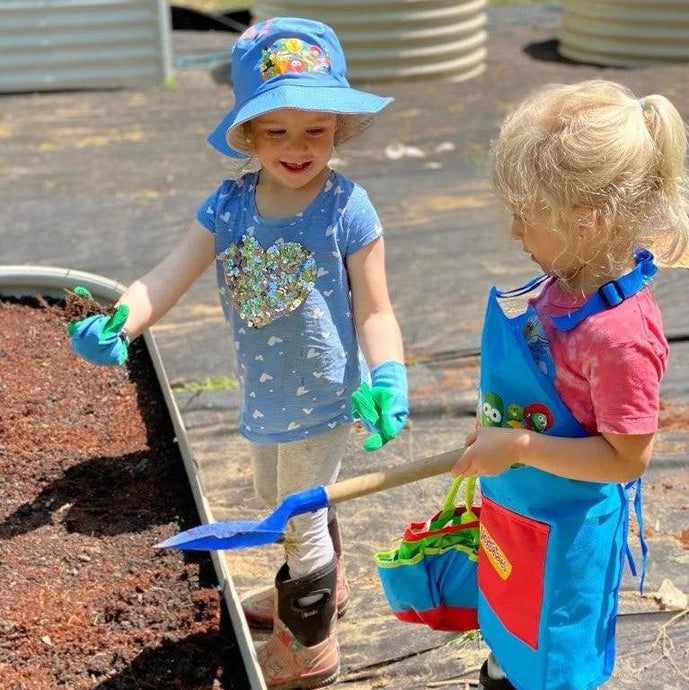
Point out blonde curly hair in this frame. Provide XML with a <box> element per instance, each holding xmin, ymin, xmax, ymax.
<box><xmin>492</xmin><ymin>80</ymin><xmax>689</xmax><ymax>282</ymax></box>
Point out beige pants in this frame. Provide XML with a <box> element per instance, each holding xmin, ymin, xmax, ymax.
<box><xmin>249</xmin><ymin>424</ymin><xmax>351</xmax><ymax>578</ymax></box>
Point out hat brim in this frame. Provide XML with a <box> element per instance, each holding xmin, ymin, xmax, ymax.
<box><xmin>207</xmin><ymin>83</ymin><xmax>393</xmax><ymax>158</ymax></box>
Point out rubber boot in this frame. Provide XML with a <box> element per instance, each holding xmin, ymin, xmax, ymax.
<box><xmin>326</xmin><ymin>508</ymin><xmax>351</xmax><ymax>616</ymax></box>
<box><xmin>242</xmin><ymin>508</ymin><xmax>350</xmax><ymax>629</ymax></box>
<box><xmin>257</xmin><ymin>556</ymin><xmax>340</xmax><ymax>690</ymax></box>
<box><xmin>478</xmin><ymin>657</ymin><xmax>515</xmax><ymax>690</ymax></box>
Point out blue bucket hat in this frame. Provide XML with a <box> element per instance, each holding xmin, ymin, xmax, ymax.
<box><xmin>207</xmin><ymin>17</ymin><xmax>393</xmax><ymax>158</ymax></box>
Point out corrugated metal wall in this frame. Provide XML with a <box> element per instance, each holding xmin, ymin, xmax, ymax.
<box><xmin>0</xmin><ymin>0</ymin><xmax>173</xmax><ymax>93</ymax></box>
<box><xmin>559</xmin><ymin>0</ymin><xmax>689</xmax><ymax>66</ymax></box>
<box><xmin>252</xmin><ymin>0</ymin><xmax>488</xmax><ymax>83</ymax></box>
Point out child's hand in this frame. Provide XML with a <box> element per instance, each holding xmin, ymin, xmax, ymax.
<box><xmin>68</xmin><ymin>300</ymin><xmax>130</xmax><ymax>366</ymax></box>
<box><xmin>351</xmin><ymin>361</ymin><xmax>408</xmax><ymax>452</ymax></box>
<box><xmin>451</xmin><ymin>426</ymin><xmax>524</xmax><ymax>477</ymax></box>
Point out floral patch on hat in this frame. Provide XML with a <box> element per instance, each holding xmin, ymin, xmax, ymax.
<box><xmin>260</xmin><ymin>38</ymin><xmax>331</xmax><ymax>81</ymax></box>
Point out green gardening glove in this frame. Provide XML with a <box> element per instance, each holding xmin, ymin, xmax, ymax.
<box><xmin>68</xmin><ymin>287</ymin><xmax>130</xmax><ymax>366</ymax></box>
<box><xmin>352</xmin><ymin>380</ymin><xmax>385</xmax><ymax>451</ymax></box>
<box><xmin>351</xmin><ymin>361</ymin><xmax>409</xmax><ymax>452</ymax></box>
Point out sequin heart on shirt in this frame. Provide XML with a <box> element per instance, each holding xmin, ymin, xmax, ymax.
<box><xmin>218</xmin><ymin>235</ymin><xmax>317</xmax><ymax>328</ymax></box>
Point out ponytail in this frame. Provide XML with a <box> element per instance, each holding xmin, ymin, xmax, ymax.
<box><xmin>641</xmin><ymin>95</ymin><xmax>689</xmax><ymax>266</ymax></box>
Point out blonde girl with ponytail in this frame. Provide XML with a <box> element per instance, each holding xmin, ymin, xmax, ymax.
<box><xmin>451</xmin><ymin>80</ymin><xmax>688</xmax><ymax>690</ymax></box>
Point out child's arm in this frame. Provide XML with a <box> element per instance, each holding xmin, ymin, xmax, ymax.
<box><xmin>348</xmin><ymin>236</ymin><xmax>408</xmax><ymax>449</ymax></box>
<box><xmin>451</xmin><ymin>425</ymin><xmax>655</xmax><ymax>483</ymax></box>
<box><xmin>347</xmin><ymin>236</ymin><xmax>403</xmax><ymax>365</ymax></box>
<box><xmin>116</xmin><ymin>221</ymin><xmax>216</xmax><ymax>339</ymax></box>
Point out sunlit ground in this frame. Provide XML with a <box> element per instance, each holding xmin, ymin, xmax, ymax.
<box><xmin>170</xmin><ymin>0</ymin><xmax>251</xmax><ymax>12</ymax></box>
<box><xmin>170</xmin><ymin>0</ymin><xmax>550</xmax><ymax>13</ymax></box>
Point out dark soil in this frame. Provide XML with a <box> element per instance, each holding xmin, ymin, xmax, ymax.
<box><xmin>0</xmin><ymin>296</ymin><xmax>250</xmax><ymax>690</ymax></box>
<box><xmin>63</xmin><ymin>288</ymin><xmax>113</xmax><ymax>323</ymax></box>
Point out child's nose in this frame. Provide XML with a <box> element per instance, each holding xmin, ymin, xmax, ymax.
<box><xmin>510</xmin><ymin>220</ymin><xmax>523</xmax><ymax>240</ymax></box>
<box><xmin>286</xmin><ymin>135</ymin><xmax>308</xmax><ymax>152</ymax></box>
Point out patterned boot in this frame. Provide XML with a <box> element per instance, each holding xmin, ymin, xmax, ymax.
<box><xmin>242</xmin><ymin>508</ymin><xmax>350</xmax><ymax>630</ymax></box>
<box><xmin>257</xmin><ymin>556</ymin><xmax>340</xmax><ymax>690</ymax></box>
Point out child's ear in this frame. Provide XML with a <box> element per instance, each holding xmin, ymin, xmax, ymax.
<box><xmin>572</xmin><ymin>205</ymin><xmax>601</xmax><ymax>240</ymax></box>
<box><xmin>228</xmin><ymin>122</ymin><xmax>256</xmax><ymax>156</ymax></box>
<box><xmin>242</xmin><ymin>123</ymin><xmax>255</xmax><ymax>150</ymax></box>
<box><xmin>592</xmin><ymin>206</ymin><xmax>608</xmax><ymax>232</ymax></box>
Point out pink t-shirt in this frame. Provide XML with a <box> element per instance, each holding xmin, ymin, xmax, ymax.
<box><xmin>530</xmin><ymin>281</ymin><xmax>668</xmax><ymax>436</ymax></box>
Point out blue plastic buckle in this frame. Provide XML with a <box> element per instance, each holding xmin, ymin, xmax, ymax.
<box><xmin>597</xmin><ymin>280</ymin><xmax>625</xmax><ymax>308</ymax></box>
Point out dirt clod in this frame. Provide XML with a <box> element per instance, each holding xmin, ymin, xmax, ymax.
<box><xmin>63</xmin><ymin>288</ymin><xmax>113</xmax><ymax>324</ymax></box>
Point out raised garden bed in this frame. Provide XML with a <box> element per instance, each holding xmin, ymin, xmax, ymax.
<box><xmin>0</xmin><ymin>268</ymin><xmax>251</xmax><ymax>689</ymax></box>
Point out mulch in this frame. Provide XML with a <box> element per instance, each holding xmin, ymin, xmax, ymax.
<box><xmin>0</xmin><ymin>296</ymin><xmax>248</xmax><ymax>690</ymax></box>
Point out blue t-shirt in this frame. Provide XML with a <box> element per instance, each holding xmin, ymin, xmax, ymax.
<box><xmin>196</xmin><ymin>170</ymin><xmax>382</xmax><ymax>442</ymax></box>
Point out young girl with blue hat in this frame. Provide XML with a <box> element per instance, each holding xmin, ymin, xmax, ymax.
<box><xmin>68</xmin><ymin>17</ymin><xmax>408</xmax><ymax>690</ymax></box>
<box><xmin>450</xmin><ymin>80</ymin><xmax>689</xmax><ymax>690</ymax></box>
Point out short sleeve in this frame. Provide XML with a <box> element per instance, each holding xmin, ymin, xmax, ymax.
<box><xmin>586</xmin><ymin>337</ymin><xmax>667</xmax><ymax>435</ymax></box>
<box><xmin>342</xmin><ymin>184</ymin><xmax>383</xmax><ymax>257</ymax></box>
<box><xmin>196</xmin><ymin>179</ymin><xmax>235</xmax><ymax>233</ymax></box>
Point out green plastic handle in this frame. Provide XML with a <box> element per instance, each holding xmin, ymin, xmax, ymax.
<box><xmin>430</xmin><ymin>474</ymin><xmax>478</xmax><ymax>530</ymax></box>
<box><xmin>461</xmin><ymin>476</ymin><xmax>479</xmax><ymax>523</ymax></box>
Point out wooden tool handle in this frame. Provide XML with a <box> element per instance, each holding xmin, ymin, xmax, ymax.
<box><xmin>325</xmin><ymin>448</ymin><xmax>464</xmax><ymax>505</ymax></box>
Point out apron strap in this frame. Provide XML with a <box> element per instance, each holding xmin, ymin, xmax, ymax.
<box><xmin>624</xmin><ymin>477</ymin><xmax>648</xmax><ymax>594</ymax></box>
<box><xmin>495</xmin><ymin>274</ymin><xmax>550</xmax><ymax>299</ymax></box>
<box><xmin>551</xmin><ymin>249</ymin><xmax>658</xmax><ymax>332</ymax></box>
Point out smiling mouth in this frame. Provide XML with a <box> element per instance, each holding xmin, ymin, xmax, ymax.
<box><xmin>281</xmin><ymin>161</ymin><xmax>311</xmax><ymax>173</ymax></box>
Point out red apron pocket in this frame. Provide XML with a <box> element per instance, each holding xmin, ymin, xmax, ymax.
<box><xmin>478</xmin><ymin>496</ymin><xmax>550</xmax><ymax>649</ymax></box>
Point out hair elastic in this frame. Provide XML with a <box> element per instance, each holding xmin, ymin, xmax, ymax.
<box><xmin>638</xmin><ymin>97</ymin><xmax>648</xmax><ymax>109</ymax></box>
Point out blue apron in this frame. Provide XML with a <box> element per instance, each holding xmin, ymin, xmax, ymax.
<box><xmin>477</xmin><ymin>250</ymin><xmax>656</xmax><ymax>690</ymax></box>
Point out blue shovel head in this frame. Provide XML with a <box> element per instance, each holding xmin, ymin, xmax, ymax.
<box><xmin>156</xmin><ymin>485</ymin><xmax>330</xmax><ymax>551</ymax></box>
<box><xmin>156</xmin><ymin>520</ymin><xmax>284</xmax><ymax>550</ymax></box>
